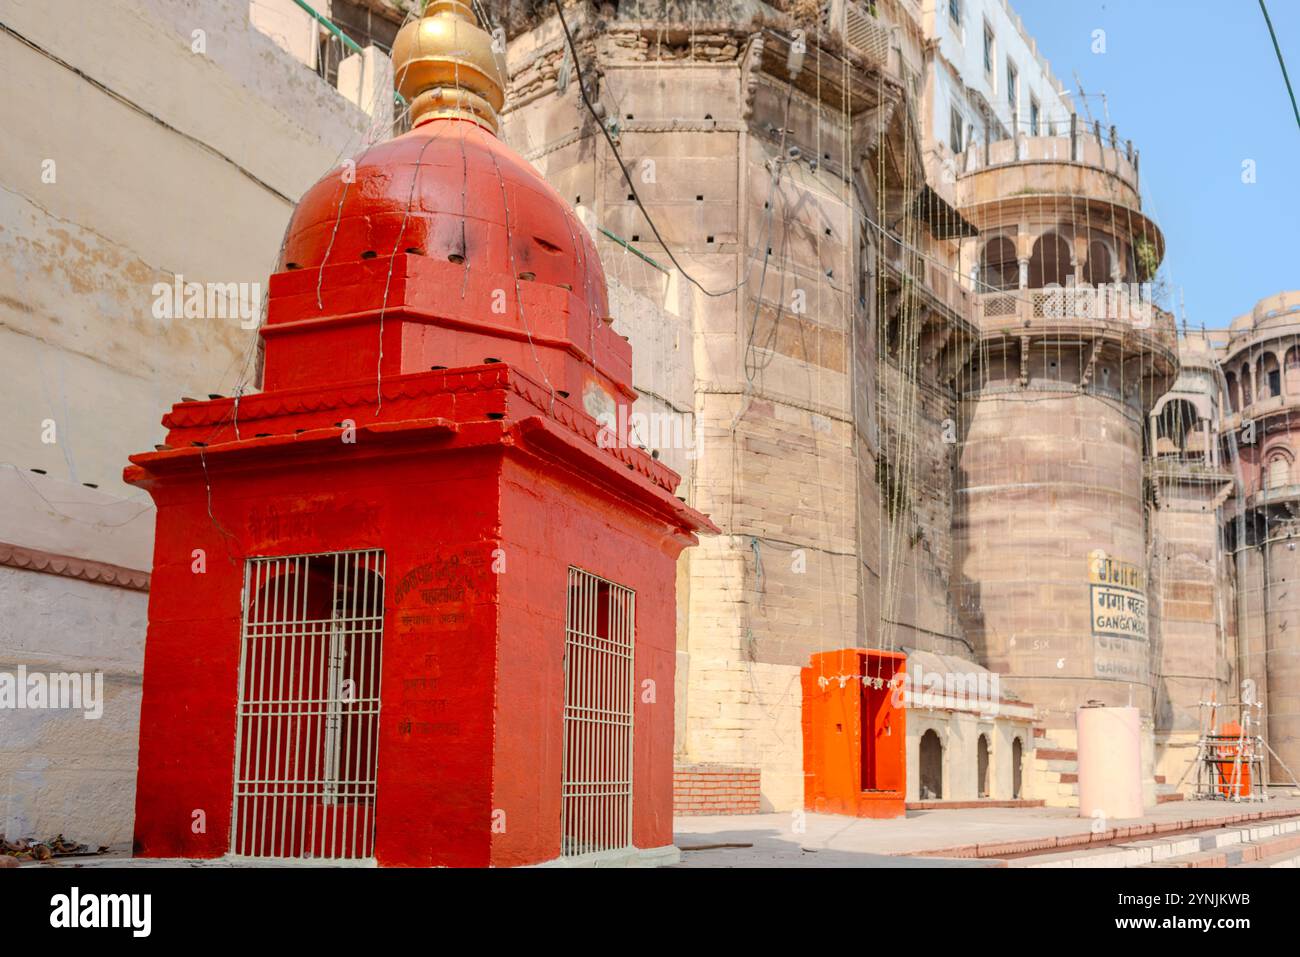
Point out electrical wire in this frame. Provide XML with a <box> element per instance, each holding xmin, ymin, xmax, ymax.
<box><xmin>550</xmin><ymin>0</ymin><xmax>745</xmax><ymax>298</ymax></box>
<box><xmin>1259</xmin><ymin>0</ymin><xmax>1300</xmax><ymax>133</ymax></box>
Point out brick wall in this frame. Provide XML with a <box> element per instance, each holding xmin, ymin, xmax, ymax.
<box><xmin>673</xmin><ymin>764</ymin><xmax>761</xmax><ymax>815</ymax></box>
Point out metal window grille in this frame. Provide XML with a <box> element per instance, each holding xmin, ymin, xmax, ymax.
<box><xmin>561</xmin><ymin>567</ymin><xmax>635</xmax><ymax>857</ymax></box>
<box><xmin>231</xmin><ymin>549</ymin><xmax>385</xmax><ymax>860</ymax></box>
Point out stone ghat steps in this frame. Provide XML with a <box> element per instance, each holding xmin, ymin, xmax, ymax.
<box><xmin>909</xmin><ymin>805</ymin><xmax>1300</xmax><ymax>861</ymax></box>
<box><xmin>1031</xmin><ymin>735</ymin><xmax>1080</xmax><ymax>801</ymax></box>
<box><xmin>1005</xmin><ymin>816</ymin><xmax>1300</xmax><ymax>868</ymax></box>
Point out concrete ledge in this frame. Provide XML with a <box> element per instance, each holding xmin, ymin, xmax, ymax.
<box><xmin>1009</xmin><ymin>821</ymin><xmax>1300</xmax><ymax>868</ymax></box>
<box><xmin>535</xmin><ymin>844</ymin><xmax>681</xmax><ymax>868</ymax></box>
<box><xmin>910</xmin><ymin>806</ymin><xmax>1300</xmax><ymax>860</ymax></box>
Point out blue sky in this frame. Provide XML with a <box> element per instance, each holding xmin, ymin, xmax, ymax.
<box><xmin>1014</xmin><ymin>0</ymin><xmax>1299</xmax><ymax>329</ymax></box>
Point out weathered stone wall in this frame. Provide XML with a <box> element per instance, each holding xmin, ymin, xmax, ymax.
<box><xmin>1149</xmin><ymin>467</ymin><xmax>1235</xmax><ymax>792</ymax></box>
<box><xmin>0</xmin><ymin>0</ymin><xmax>373</xmax><ymax>497</ymax></box>
<box><xmin>877</xmin><ymin>357</ymin><xmax>968</xmax><ymax>658</ymax></box>
<box><xmin>1150</xmin><ymin>480</ymin><xmax>1233</xmax><ymax>733</ymax></box>
<box><xmin>956</xmin><ymin>369</ymin><xmax>1153</xmax><ymax>727</ymax></box>
<box><xmin>1236</xmin><ymin>529</ymin><xmax>1300</xmax><ymax>782</ymax></box>
<box><xmin>0</xmin><ymin>566</ymin><xmax>146</xmax><ymax>848</ymax></box>
<box><xmin>503</xmin><ymin>15</ymin><xmax>887</xmax><ymax>810</ymax></box>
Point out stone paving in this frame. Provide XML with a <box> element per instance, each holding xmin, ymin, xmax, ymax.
<box><xmin>17</xmin><ymin>795</ymin><xmax>1300</xmax><ymax>868</ymax></box>
<box><xmin>672</xmin><ymin>795</ymin><xmax>1300</xmax><ymax>867</ymax></box>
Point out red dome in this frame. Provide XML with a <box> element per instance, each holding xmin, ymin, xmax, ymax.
<box><xmin>280</xmin><ymin>118</ymin><xmax>609</xmax><ymax>322</ymax></box>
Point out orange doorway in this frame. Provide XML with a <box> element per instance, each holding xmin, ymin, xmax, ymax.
<box><xmin>801</xmin><ymin>649</ymin><xmax>907</xmax><ymax>818</ymax></box>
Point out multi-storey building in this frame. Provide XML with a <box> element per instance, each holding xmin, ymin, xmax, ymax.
<box><xmin>1216</xmin><ymin>291</ymin><xmax>1300</xmax><ymax>784</ymax></box>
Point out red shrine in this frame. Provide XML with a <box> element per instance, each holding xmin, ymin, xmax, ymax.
<box><xmin>124</xmin><ymin>1</ymin><xmax>713</xmax><ymax>867</ymax></box>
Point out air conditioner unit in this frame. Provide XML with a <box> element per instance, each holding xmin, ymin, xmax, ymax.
<box><xmin>824</xmin><ymin>0</ymin><xmax>891</xmax><ymax>67</ymax></box>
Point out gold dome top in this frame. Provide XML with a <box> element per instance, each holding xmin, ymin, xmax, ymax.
<box><xmin>392</xmin><ymin>1</ymin><xmax>507</xmax><ymax>134</ymax></box>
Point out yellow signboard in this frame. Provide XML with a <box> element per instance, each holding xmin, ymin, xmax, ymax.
<box><xmin>1088</xmin><ymin>555</ymin><xmax>1145</xmax><ymax>591</ymax></box>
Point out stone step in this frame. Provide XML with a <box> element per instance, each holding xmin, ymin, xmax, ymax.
<box><xmin>1035</xmin><ymin>748</ymin><xmax>1078</xmax><ymax>762</ymax></box>
<box><xmin>1145</xmin><ymin>828</ymin><xmax>1300</xmax><ymax>868</ymax></box>
<box><xmin>906</xmin><ymin>799</ymin><xmax>1045</xmax><ymax>810</ymax></box>
<box><xmin>906</xmin><ymin>807</ymin><xmax>1300</xmax><ymax>862</ymax></box>
<box><xmin>1006</xmin><ymin>816</ymin><xmax>1300</xmax><ymax>868</ymax></box>
<box><xmin>1238</xmin><ymin>849</ymin><xmax>1300</xmax><ymax>868</ymax></box>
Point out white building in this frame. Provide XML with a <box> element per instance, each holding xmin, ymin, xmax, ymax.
<box><xmin>925</xmin><ymin>0</ymin><xmax>1073</xmax><ymax>174</ymax></box>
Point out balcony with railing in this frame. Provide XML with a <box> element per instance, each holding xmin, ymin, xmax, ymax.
<box><xmin>973</xmin><ymin>286</ymin><xmax>1178</xmax><ymax>366</ymax></box>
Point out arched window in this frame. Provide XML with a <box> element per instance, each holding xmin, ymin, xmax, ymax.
<box><xmin>919</xmin><ymin>729</ymin><xmax>944</xmax><ymax>800</ymax></box>
<box><xmin>1028</xmin><ymin>233</ymin><xmax>1072</xmax><ymax>288</ymax></box>
<box><xmin>977</xmin><ymin>734</ymin><xmax>990</xmax><ymax>798</ymax></box>
<box><xmin>1012</xmin><ymin>737</ymin><xmax>1023</xmax><ymax>799</ymax></box>
<box><xmin>1225</xmin><ymin>372</ymin><xmax>1239</xmax><ymax>413</ymax></box>
<box><xmin>1268</xmin><ymin>452</ymin><xmax>1291</xmax><ymax>490</ymax></box>
<box><xmin>1083</xmin><ymin>238</ymin><xmax>1112</xmax><ymax>286</ymax></box>
<box><xmin>1286</xmin><ymin>347</ymin><xmax>1300</xmax><ymax>396</ymax></box>
<box><xmin>980</xmin><ymin>236</ymin><xmax>1018</xmax><ymax>291</ymax></box>
<box><xmin>1260</xmin><ymin>354</ymin><xmax>1281</xmax><ymax>400</ymax></box>
<box><xmin>1156</xmin><ymin>399</ymin><xmax>1199</xmax><ymax>456</ymax></box>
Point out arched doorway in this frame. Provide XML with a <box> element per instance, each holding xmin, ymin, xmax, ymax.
<box><xmin>1012</xmin><ymin>737</ymin><xmax>1024</xmax><ymax>799</ymax></box>
<box><xmin>1028</xmin><ymin>233</ymin><xmax>1072</xmax><ymax>288</ymax></box>
<box><xmin>1260</xmin><ymin>353</ymin><xmax>1282</xmax><ymax>400</ymax></box>
<box><xmin>233</xmin><ymin>550</ymin><xmax>387</xmax><ymax>860</ymax></box>
<box><xmin>919</xmin><ymin>729</ymin><xmax>943</xmax><ymax>799</ymax></box>
<box><xmin>977</xmin><ymin>734</ymin><xmax>990</xmax><ymax>798</ymax></box>
<box><xmin>980</xmin><ymin>236</ymin><xmax>1018</xmax><ymax>291</ymax></box>
<box><xmin>1083</xmin><ymin>238</ymin><xmax>1112</xmax><ymax>286</ymax></box>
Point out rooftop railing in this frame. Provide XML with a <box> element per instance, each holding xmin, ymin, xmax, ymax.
<box><xmin>958</xmin><ymin>116</ymin><xmax>1141</xmax><ymax>193</ymax></box>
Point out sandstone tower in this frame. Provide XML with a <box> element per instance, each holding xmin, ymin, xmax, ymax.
<box><xmin>1148</xmin><ymin>331</ymin><xmax>1235</xmax><ymax>783</ymax></box>
<box><xmin>951</xmin><ymin>129</ymin><xmax>1177</xmax><ymax>738</ymax></box>
<box><xmin>1219</xmin><ymin>291</ymin><xmax>1300</xmax><ymax>782</ymax></box>
<box><xmin>504</xmin><ymin>1</ymin><xmax>924</xmax><ymax>808</ymax></box>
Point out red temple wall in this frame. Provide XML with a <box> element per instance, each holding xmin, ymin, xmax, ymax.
<box><xmin>133</xmin><ymin>434</ymin><xmax>686</xmax><ymax>866</ymax></box>
<box><xmin>133</xmin><ymin>445</ymin><xmax>504</xmax><ymax>865</ymax></box>
<box><xmin>491</xmin><ymin>453</ymin><xmax>682</xmax><ymax>865</ymax></box>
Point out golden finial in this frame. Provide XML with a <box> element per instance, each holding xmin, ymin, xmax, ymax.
<box><xmin>392</xmin><ymin>1</ymin><xmax>507</xmax><ymax>134</ymax></box>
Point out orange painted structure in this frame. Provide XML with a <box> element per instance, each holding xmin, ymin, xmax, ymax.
<box><xmin>1213</xmin><ymin>721</ymin><xmax>1253</xmax><ymax>798</ymax></box>
<box><xmin>801</xmin><ymin>649</ymin><xmax>907</xmax><ymax>818</ymax></box>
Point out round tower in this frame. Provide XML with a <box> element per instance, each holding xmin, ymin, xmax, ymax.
<box><xmin>952</xmin><ymin>130</ymin><xmax>1178</xmax><ymax>733</ymax></box>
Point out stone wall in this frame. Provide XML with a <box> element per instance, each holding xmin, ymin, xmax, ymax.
<box><xmin>956</xmin><ymin>337</ymin><xmax>1155</xmax><ymax>728</ymax></box>
<box><xmin>501</xmin><ymin>9</ymin><xmax>973</xmax><ymax>811</ymax></box>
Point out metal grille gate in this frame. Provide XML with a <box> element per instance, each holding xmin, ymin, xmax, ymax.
<box><xmin>231</xmin><ymin>550</ymin><xmax>385</xmax><ymax>859</ymax></box>
<box><xmin>561</xmin><ymin>567</ymin><xmax>635</xmax><ymax>856</ymax></box>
